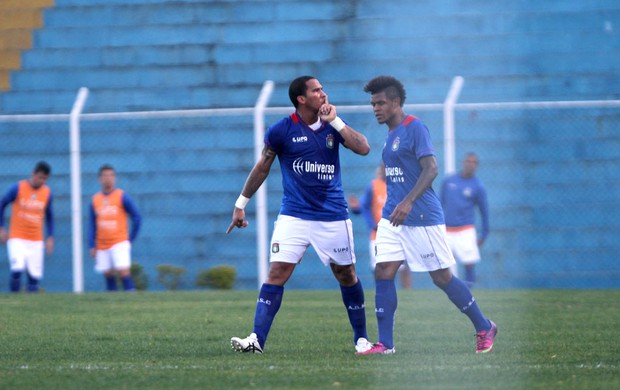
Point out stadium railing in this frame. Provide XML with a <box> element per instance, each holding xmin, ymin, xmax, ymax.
<box><xmin>0</xmin><ymin>80</ymin><xmax>619</xmax><ymax>292</ymax></box>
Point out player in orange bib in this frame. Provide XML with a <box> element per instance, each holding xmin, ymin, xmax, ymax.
<box><xmin>88</xmin><ymin>164</ymin><xmax>141</xmax><ymax>291</ymax></box>
<box><xmin>348</xmin><ymin>163</ymin><xmax>411</xmax><ymax>288</ymax></box>
<box><xmin>0</xmin><ymin>161</ymin><xmax>54</xmax><ymax>292</ymax></box>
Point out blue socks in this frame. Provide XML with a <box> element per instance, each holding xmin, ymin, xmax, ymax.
<box><xmin>121</xmin><ymin>276</ymin><xmax>136</xmax><ymax>291</ymax></box>
<box><xmin>440</xmin><ymin>275</ymin><xmax>490</xmax><ymax>332</ymax></box>
<box><xmin>10</xmin><ymin>271</ymin><xmax>21</xmax><ymax>293</ymax></box>
<box><xmin>339</xmin><ymin>280</ymin><xmax>368</xmax><ymax>343</ymax></box>
<box><xmin>253</xmin><ymin>283</ymin><xmax>284</xmax><ymax>348</ymax></box>
<box><xmin>465</xmin><ymin>266</ymin><xmax>476</xmax><ymax>287</ymax></box>
<box><xmin>9</xmin><ymin>272</ymin><xmax>41</xmax><ymax>293</ymax></box>
<box><xmin>375</xmin><ymin>279</ymin><xmax>398</xmax><ymax>349</ymax></box>
<box><xmin>252</xmin><ymin>281</ymin><xmax>367</xmax><ymax>349</ymax></box>
<box><xmin>105</xmin><ymin>275</ymin><xmax>135</xmax><ymax>291</ymax></box>
<box><xmin>27</xmin><ymin>273</ymin><xmax>39</xmax><ymax>292</ymax></box>
<box><xmin>105</xmin><ymin>275</ymin><xmax>118</xmax><ymax>291</ymax></box>
<box><xmin>9</xmin><ymin>272</ymin><xmax>40</xmax><ymax>292</ymax></box>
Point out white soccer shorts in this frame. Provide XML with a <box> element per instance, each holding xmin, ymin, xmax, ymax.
<box><xmin>7</xmin><ymin>238</ymin><xmax>45</xmax><ymax>279</ymax></box>
<box><xmin>445</xmin><ymin>225</ymin><xmax>481</xmax><ymax>264</ymax></box>
<box><xmin>95</xmin><ymin>240</ymin><xmax>132</xmax><ymax>273</ymax></box>
<box><xmin>369</xmin><ymin>239</ymin><xmax>377</xmax><ymax>269</ymax></box>
<box><xmin>269</xmin><ymin>215</ymin><xmax>356</xmax><ymax>266</ymax></box>
<box><xmin>375</xmin><ymin>218</ymin><xmax>455</xmax><ymax>272</ymax></box>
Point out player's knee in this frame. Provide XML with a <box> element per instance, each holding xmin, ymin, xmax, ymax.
<box><xmin>332</xmin><ymin>264</ymin><xmax>357</xmax><ymax>286</ymax></box>
<box><xmin>374</xmin><ymin>262</ymin><xmax>398</xmax><ymax>280</ymax></box>
<box><xmin>430</xmin><ymin>268</ymin><xmax>452</xmax><ymax>287</ymax></box>
<box><xmin>117</xmin><ymin>268</ymin><xmax>131</xmax><ymax>278</ymax></box>
<box><xmin>266</xmin><ymin>262</ymin><xmax>295</xmax><ymax>285</ymax></box>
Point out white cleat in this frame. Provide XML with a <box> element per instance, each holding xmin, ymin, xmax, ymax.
<box><xmin>355</xmin><ymin>337</ymin><xmax>374</xmax><ymax>354</ymax></box>
<box><xmin>231</xmin><ymin>332</ymin><xmax>263</xmax><ymax>354</ymax></box>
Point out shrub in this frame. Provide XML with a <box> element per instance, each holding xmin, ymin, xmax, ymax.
<box><xmin>130</xmin><ymin>263</ymin><xmax>148</xmax><ymax>291</ymax></box>
<box><xmin>156</xmin><ymin>264</ymin><xmax>186</xmax><ymax>291</ymax></box>
<box><xmin>195</xmin><ymin>265</ymin><xmax>236</xmax><ymax>290</ymax></box>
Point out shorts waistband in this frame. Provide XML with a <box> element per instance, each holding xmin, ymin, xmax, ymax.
<box><xmin>446</xmin><ymin>224</ymin><xmax>475</xmax><ymax>233</ymax></box>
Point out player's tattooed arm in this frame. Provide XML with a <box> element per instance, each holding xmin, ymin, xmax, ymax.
<box><xmin>241</xmin><ymin>145</ymin><xmax>276</xmax><ymax>197</ymax></box>
<box><xmin>261</xmin><ymin>144</ymin><xmax>277</xmax><ymax>161</ymax></box>
<box><xmin>341</xmin><ymin>127</ymin><xmax>370</xmax><ymax>155</ymax></box>
<box><xmin>228</xmin><ymin>145</ymin><xmax>276</xmax><ymax>234</ymax></box>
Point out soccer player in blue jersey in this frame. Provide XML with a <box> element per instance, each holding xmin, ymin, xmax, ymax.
<box><xmin>226</xmin><ymin>75</ymin><xmax>373</xmax><ymax>354</ymax></box>
<box><xmin>358</xmin><ymin>76</ymin><xmax>497</xmax><ymax>354</ymax></box>
<box><xmin>441</xmin><ymin>153</ymin><xmax>489</xmax><ymax>287</ymax></box>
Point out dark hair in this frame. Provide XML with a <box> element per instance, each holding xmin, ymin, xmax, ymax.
<box><xmin>33</xmin><ymin>161</ymin><xmax>51</xmax><ymax>175</ymax></box>
<box><xmin>98</xmin><ymin>163</ymin><xmax>115</xmax><ymax>176</ymax></box>
<box><xmin>288</xmin><ymin>75</ymin><xmax>316</xmax><ymax>108</ymax></box>
<box><xmin>363</xmin><ymin>76</ymin><xmax>407</xmax><ymax>107</ymax></box>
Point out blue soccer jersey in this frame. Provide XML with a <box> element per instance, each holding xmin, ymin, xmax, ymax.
<box><xmin>381</xmin><ymin>115</ymin><xmax>444</xmax><ymax>226</ymax></box>
<box><xmin>265</xmin><ymin>112</ymin><xmax>349</xmax><ymax>221</ymax></box>
<box><xmin>441</xmin><ymin>173</ymin><xmax>489</xmax><ymax>238</ymax></box>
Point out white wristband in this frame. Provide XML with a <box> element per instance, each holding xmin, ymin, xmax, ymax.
<box><xmin>330</xmin><ymin>116</ymin><xmax>346</xmax><ymax>132</ymax></box>
<box><xmin>235</xmin><ymin>194</ymin><xmax>250</xmax><ymax>209</ymax></box>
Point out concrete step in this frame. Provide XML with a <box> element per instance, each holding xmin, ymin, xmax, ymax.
<box><xmin>0</xmin><ymin>0</ymin><xmax>53</xmax><ymax>9</ymax></box>
<box><xmin>0</xmin><ymin>49</ymin><xmax>21</xmax><ymax>70</ymax></box>
<box><xmin>0</xmin><ymin>29</ymin><xmax>32</xmax><ymax>50</ymax></box>
<box><xmin>0</xmin><ymin>8</ymin><xmax>44</xmax><ymax>30</ymax></box>
<box><xmin>43</xmin><ymin>1</ymin><xmax>347</xmax><ymax>27</ymax></box>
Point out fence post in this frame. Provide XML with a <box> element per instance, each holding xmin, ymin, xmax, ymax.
<box><xmin>253</xmin><ymin>80</ymin><xmax>274</xmax><ymax>289</ymax></box>
<box><xmin>443</xmin><ymin>76</ymin><xmax>464</xmax><ymax>175</ymax></box>
<box><xmin>70</xmin><ymin>87</ymin><xmax>89</xmax><ymax>293</ymax></box>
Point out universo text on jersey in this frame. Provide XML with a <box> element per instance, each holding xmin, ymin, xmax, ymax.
<box><xmin>385</xmin><ymin>165</ymin><xmax>405</xmax><ymax>182</ymax></box>
<box><xmin>293</xmin><ymin>158</ymin><xmax>336</xmax><ymax>181</ymax></box>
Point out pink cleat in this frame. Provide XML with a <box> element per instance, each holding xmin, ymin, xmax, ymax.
<box><xmin>476</xmin><ymin>320</ymin><xmax>497</xmax><ymax>353</ymax></box>
<box><xmin>355</xmin><ymin>342</ymin><xmax>395</xmax><ymax>355</ymax></box>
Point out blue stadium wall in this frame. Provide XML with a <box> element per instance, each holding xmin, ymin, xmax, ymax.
<box><xmin>0</xmin><ymin>0</ymin><xmax>618</xmax><ymax>291</ymax></box>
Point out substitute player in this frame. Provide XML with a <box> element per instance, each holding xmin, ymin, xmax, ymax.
<box><xmin>0</xmin><ymin>161</ymin><xmax>54</xmax><ymax>293</ymax></box>
<box><xmin>359</xmin><ymin>76</ymin><xmax>497</xmax><ymax>355</ymax></box>
<box><xmin>89</xmin><ymin>164</ymin><xmax>141</xmax><ymax>291</ymax></box>
<box><xmin>227</xmin><ymin>75</ymin><xmax>373</xmax><ymax>354</ymax></box>
<box><xmin>441</xmin><ymin>153</ymin><xmax>489</xmax><ymax>287</ymax></box>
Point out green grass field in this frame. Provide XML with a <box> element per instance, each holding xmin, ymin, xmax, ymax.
<box><xmin>0</xmin><ymin>289</ymin><xmax>618</xmax><ymax>389</ymax></box>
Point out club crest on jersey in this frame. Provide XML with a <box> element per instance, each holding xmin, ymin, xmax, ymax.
<box><xmin>326</xmin><ymin>134</ymin><xmax>335</xmax><ymax>149</ymax></box>
<box><xmin>391</xmin><ymin>137</ymin><xmax>400</xmax><ymax>151</ymax></box>
<box><xmin>271</xmin><ymin>243</ymin><xmax>279</xmax><ymax>253</ymax></box>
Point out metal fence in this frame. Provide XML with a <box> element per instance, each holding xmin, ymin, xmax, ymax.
<box><xmin>0</xmin><ymin>90</ymin><xmax>619</xmax><ymax>292</ymax></box>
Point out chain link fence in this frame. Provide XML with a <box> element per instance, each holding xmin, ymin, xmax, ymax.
<box><xmin>0</xmin><ymin>100</ymin><xmax>618</xmax><ymax>292</ymax></box>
